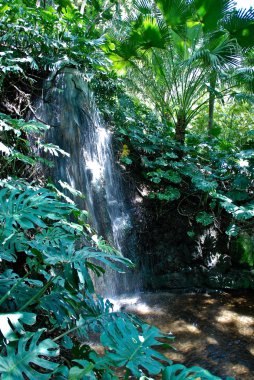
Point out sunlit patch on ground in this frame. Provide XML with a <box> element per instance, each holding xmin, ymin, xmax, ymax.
<box><xmin>109</xmin><ymin>291</ymin><xmax>254</xmax><ymax>380</ymax></box>
<box><xmin>108</xmin><ymin>294</ymin><xmax>165</xmax><ymax>315</ymax></box>
<box><xmin>216</xmin><ymin>309</ymin><xmax>254</xmax><ymax>336</ymax></box>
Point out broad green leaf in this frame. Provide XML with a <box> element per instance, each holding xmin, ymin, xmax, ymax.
<box><xmin>196</xmin><ymin>212</ymin><xmax>214</xmax><ymax>226</ymax></box>
<box><xmin>0</xmin><ymin>312</ymin><xmax>36</xmax><ymax>342</ymax></box>
<box><xmin>0</xmin><ymin>329</ymin><xmax>59</xmax><ymax>379</ymax></box>
<box><xmin>101</xmin><ymin>318</ymin><xmax>172</xmax><ymax>377</ymax></box>
<box><xmin>162</xmin><ymin>364</ymin><xmax>222</xmax><ymax>379</ymax></box>
<box><xmin>68</xmin><ymin>360</ymin><xmax>95</xmax><ymax>380</ymax></box>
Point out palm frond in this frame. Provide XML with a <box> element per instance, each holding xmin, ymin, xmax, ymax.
<box><xmin>232</xmin><ymin>66</ymin><xmax>254</xmax><ymax>92</ymax></box>
<box><xmin>134</xmin><ymin>0</ymin><xmax>153</xmax><ymax>15</ymax></box>
<box><xmin>187</xmin><ymin>32</ymin><xmax>240</xmax><ymax>70</ymax></box>
<box><xmin>231</xmin><ymin>92</ymin><xmax>254</xmax><ymax>104</ymax></box>
<box><xmin>156</xmin><ymin>0</ymin><xmax>194</xmax><ymax>29</ymax></box>
<box><xmin>223</xmin><ymin>8</ymin><xmax>254</xmax><ymax>50</ymax></box>
<box><xmin>194</xmin><ymin>0</ymin><xmax>235</xmax><ymax>29</ymax></box>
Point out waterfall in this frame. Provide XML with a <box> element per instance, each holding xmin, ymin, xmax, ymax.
<box><xmin>35</xmin><ymin>69</ymin><xmax>139</xmax><ymax>295</ymax></box>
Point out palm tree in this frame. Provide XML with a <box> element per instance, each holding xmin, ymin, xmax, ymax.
<box><xmin>190</xmin><ymin>5</ymin><xmax>254</xmax><ymax>133</ymax></box>
<box><xmin>109</xmin><ymin>0</ymin><xmax>254</xmax><ymax>143</ymax></box>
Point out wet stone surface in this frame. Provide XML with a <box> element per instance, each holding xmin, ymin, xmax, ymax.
<box><xmin>110</xmin><ymin>290</ymin><xmax>254</xmax><ymax>379</ymax></box>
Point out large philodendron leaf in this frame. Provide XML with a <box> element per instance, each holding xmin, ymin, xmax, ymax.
<box><xmin>101</xmin><ymin>318</ymin><xmax>172</xmax><ymax>377</ymax></box>
<box><xmin>42</xmin><ymin>242</ymin><xmax>134</xmax><ymax>273</ymax></box>
<box><xmin>40</xmin><ymin>289</ymin><xmax>79</xmax><ymax>327</ymax></box>
<box><xmin>68</xmin><ymin>360</ymin><xmax>95</xmax><ymax>380</ymax></box>
<box><xmin>162</xmin><ymin>364</ymin><xmax>234</xmax><ymax>379</ymax></box>
<box><xmin>0</xmin><ymin>329</ymin><xmax>59</xmax><ymax>380</ymax></box>
<box><xmin>0</xmin><ymin>184</ymin><xmax>79</xmax><ymax>263</ymax></box>
<box><xmin>0</xmin><ymin>312</ymin><xmax>36</xmax><ymax>342</ymax></box>
<box><xmin>211</xmin><ymin>193</ymin><xmax>254</xmax><ymax>220</ymax></box>
<box><xmin>0</xmin><ymin>185</ymin><xmax>75</xmax><ymax>236</ymax></box>
<box><xmin>0</xmin><ymin>271</ymin><xmax>45</xmax><ymax>311</ymax></box>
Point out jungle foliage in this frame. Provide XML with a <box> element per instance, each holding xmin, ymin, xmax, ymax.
<box><xmin>104</xmin><ymin>0</ymin><xmax>254</xmax><ymax>253</ymax></box>
<box><xmin>0</xmin><ymin>0</ymin><xmax>252</xmax><ymax>379</ymax></box>
<box><xmin>0</xmin><ymin>2</ymin><xmax>176</xmax><ymax>378</ymax></box>
<box><xmin>113</xmin><ymin>94</ymin><xmax>253</xmax><ymax>238</ymax></box>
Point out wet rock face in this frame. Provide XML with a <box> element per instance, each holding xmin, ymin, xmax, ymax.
<box><xmin>35</xmin><ymin>69</ymin><xmax>139</xmax><ymax>295</ymax></box>
<box><xmin>205</xmin><ymin>270</ymin><xmax>254</xmax><ymax>289</ymax></box>
<box><xmin>136</xmin><ymin>203</ymin><xmax>254</xmax><ymax>291</ymax></box>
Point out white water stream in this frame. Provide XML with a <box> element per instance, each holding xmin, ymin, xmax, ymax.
<box><xmin>35</xmin><ymin>69</ymin><xmax>139</xmax><ymax>295</ymax></box>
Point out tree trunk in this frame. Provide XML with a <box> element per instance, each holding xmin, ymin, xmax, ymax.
<box><xmin>175</xmin><ymin>111</ymin><xmax>187</xmax><ymax>145</ymax></box>
<box><xmin>36</xmin><ymin>0</ymin><xmax>46</xmax><ymax>7</ymax></box>
<box><xmin>208</xmin><ymin>71</ymin><xmax>217</xmax><ymax>135</ymax></box>
<box><xmin>80</xmin><ymin>0</ymin><xmax>87</xmax><ymax>15</ymax></box>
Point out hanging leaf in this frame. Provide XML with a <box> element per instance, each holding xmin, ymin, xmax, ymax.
<box><xmin>38</xmin><ymin>142</ymin><xmax>70</xmax><ymax>157</ymax></box>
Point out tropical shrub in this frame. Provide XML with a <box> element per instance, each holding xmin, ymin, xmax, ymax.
<box><xmin>108</xmin><ymin>92</ymin><xmax>253</xmax><ymax>243</ymax></box>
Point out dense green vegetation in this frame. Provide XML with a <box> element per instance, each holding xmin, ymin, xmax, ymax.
<box><xmin>0</xmin><ymin>0</ymin><xmax>253</xmax><ymax>379</ymax></box>
<box><xmin>107</xmin><ymin>0</ymin><xmax>254</xmax><ymax>240</ymax></box>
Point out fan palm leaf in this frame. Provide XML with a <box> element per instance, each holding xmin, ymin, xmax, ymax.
<box><xmin>222</xmin><ymin>8</ymin><xmax>254</xmax><ymax>50</ymax></box>
<box><xmin>193</xmin><ymin>0</ymin><xmax>235</xmax><ymax>32</ymax></box>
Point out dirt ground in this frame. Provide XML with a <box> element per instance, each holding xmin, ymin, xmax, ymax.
<box><xmin>115</xmin><ymin>290</ymin><xmax>254</xmax><ymax>379</ymax></box>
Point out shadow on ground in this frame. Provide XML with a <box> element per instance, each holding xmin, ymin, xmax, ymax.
<box><xmin>113</xmin><ymin>290</ymin><xmax>254</xmax><ymax>380</ymax></box>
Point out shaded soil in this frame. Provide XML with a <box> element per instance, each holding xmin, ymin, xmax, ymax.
<box><xmin>110</xmin><ymin>290</ymin><xmax>254</xmax><ymax>379</ymax></box>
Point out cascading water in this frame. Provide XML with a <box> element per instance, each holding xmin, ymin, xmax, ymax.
<box><xmin>34</xmin><ymin>69</ymin><xmax>139</xmax><ymax>295</ymax></box>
